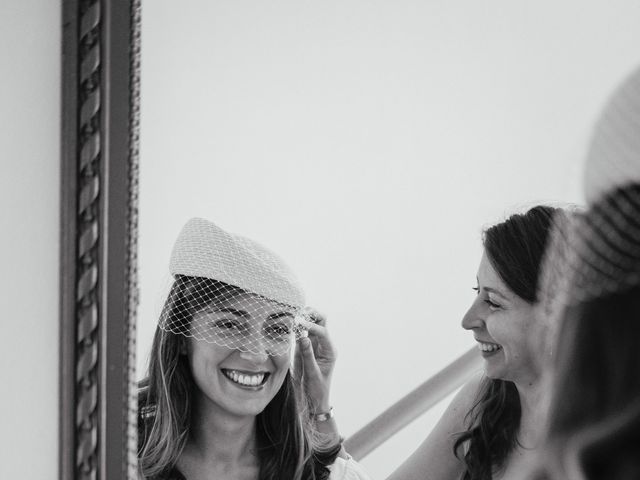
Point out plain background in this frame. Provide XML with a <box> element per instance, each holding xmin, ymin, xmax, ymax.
<box><xmin>0</xmin><ymin>1</ymin><xmax>60</xmax><ymax>478</ymax></box>
<box><xmin>136</xmin><ymin>1</ymin><xmax>640</xmax><ymax>477</ymax></box>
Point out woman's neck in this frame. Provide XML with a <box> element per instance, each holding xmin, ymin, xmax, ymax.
<box><xmin>181</xmin><ymin>398</ymin><xmax>260</xmax><ymax>476</ymax></box>
<box><xmin>513</xmin><ymin>375</ymin><xmax>547</xmax><ymax>449</ymax></box>
<box><xmin>491</xmin><ymin>376</ymin><xmax>549</xmax><ymax>480</ymax></box>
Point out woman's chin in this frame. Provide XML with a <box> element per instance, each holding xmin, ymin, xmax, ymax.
<box><xmin>482</xmin><ymin>363</ymin><xmax>506</xmax><ymax>381</ymax></box>
<box><xmin>223</xmin><ymin>402</ymin><xmax>269</xmax><ymax>419</ymax></box>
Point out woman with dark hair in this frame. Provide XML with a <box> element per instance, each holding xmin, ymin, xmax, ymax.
<box><xmin>387</xmin><ymin>205</ymin><xmax>563</xmax><ymax>480</ymax></box>
<box><xmin>138</xmin><ymin>218</ymin><xmax>369</xmax><ymax>480</ymax></box>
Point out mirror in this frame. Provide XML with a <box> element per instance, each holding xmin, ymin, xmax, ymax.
<box><xmin>135</xmin><ymin>1</ymin><xmax>640</xmax><ymax>476</ymax></box>
<box><xmin>59</xmin><ymin>0</ymin><xmax>140</xmax><ymax>479</ymax></box>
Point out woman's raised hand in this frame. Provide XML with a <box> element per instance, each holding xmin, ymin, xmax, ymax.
<box><xmin>293</xmin><ymin>308</ymin><xmax>337</xmax><ymax>413</ymax></box>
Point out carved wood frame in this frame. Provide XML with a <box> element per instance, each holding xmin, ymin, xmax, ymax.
<box><xmin>60</xmin><ymin>1</ymin><xmax>141</xmax><ymax>478</ymax></box>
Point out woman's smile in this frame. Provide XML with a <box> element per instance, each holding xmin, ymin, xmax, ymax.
<box><xmin>476</xmin><ymin>341</ymin><xmax>502</xmax><ymax>357</ymax></box>
<box><xmin>221</xmin><ymin>368</ymin><xmax>270</xmax><ymax>389</ymax></box>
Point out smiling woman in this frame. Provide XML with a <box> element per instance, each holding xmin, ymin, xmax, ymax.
<box><xmin>455</xmin><ymin>207</ymin><xmax>562</xmax><ymax>478</ymax></box>
<box><xmin>137</xmin><ymin>218</ymin><xmax>370</xmax><ymax>480</ymax></box>
<box><xmin>387</xmin><ymin>205</ymin><xmax>566</xmax><ymax>480</ymax></box>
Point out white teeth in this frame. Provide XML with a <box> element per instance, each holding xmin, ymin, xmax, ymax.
<box><xmin>477</xmin><ymin>342</ymin><xmax>501</xmax><ymax>352</ymax></box>
<box><xmin>224</xmin><ymin>370</ymin><xmax>265</xmax><ymax>386</ymax></box>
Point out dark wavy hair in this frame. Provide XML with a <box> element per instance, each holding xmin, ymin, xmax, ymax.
<box><xmin>541</xmin><ymin>286</ymin><xmax>640</xmax><ymax>479</ymax></box>
<box><xmin>138</xmin><ymin>275</ymin><xmax>339</xmax><ymax>480</ymax></box>
<box><xmin>521</xmin><ymin>186</ymin><xmax>640</xmax><ymax>479</ymax></box>
<box><xmin>453</xmin><ymin>205</ymin><xmax>560</xmax><ymax>480</ymax></box>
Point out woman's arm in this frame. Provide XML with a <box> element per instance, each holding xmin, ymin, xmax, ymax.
<box><xmin>295</xmin><ymin>312</ymin><xmax>349</xmax><ymax>456</ymax></box>
<box><xmin>385</xmin><ymin>372</ymin><xmax>483</xmax><ymax>480</ymax></box>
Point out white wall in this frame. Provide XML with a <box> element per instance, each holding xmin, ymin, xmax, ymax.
<box><xmin>0</xmin><ymin>1</ymin><xmax>60</xmax><ymax>478</ymax></box>
<box><xmin>138</xmin><ymin>1</ymin><xmax>640</xmax><ymax>476</ymax></box>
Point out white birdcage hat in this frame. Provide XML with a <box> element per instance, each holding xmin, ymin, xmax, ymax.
<box><xmin>539</xmin><ymin>67</ymin><xmax>640</xmax><ymax>314</ymax></box>
<box><xmin>158</xmin><ymin>218</ymin><xmax>307</xmax><ymax>355</ymax></box>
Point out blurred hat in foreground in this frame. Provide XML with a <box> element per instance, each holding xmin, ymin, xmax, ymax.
<box><xmin>540</xmin><ymin>67</ymin><xmax>640</xmax><ymax>309</ymax></box>
<box><xmin>584</xmin><ymin>67</ymin><xmax>640</xmax><ymax>205</ymax></box>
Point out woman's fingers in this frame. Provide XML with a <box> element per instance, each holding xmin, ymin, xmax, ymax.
<box><xmin>292</xmin><ymin>340</ymin><xmax>304</xmax><ymax>381</ymax></box>
<box><xmin>295</xmin><ymin>336</ymin><xmax>324</xmax><ymax>388</ymax></box>
<box><xmin>297</xmin><ymin>318</ymin><xmax>328</xmax><ymax>336</ymax></box>
<box><xmin>297</xmin><ymin>335</ymin><xmax>332</xmax><ymax>410</ymax></box>
<box><xmin>304</xmin><ymin>307</ymin><xmax>327</xmax><ymax>327</ymax></box>
<box><xmin>297</xmin><ymin>318</ymin><xmax>336</xmax><ymax>362</ymax></box>
<box><xmin>298</xmin><ymin>337</ymin><xmax>321</xmax><ymax>376</ymax></box>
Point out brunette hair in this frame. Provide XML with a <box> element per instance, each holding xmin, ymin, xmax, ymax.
<box><xmin>539</xmin><ymin>286</ymin><xmax>640</xmax><ymax>479</ymax></box>
<box><xmin>454</xmin><ymin>205</ymin><xmax>560</xmax><ymax>480</ymax></box>
<box><xmin>138</xmin><ymin>275</ymin><xmax>339</xmax><ymax>479</ymax></box>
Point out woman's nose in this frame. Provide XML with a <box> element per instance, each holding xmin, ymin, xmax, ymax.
<box><xmin>239</xmin><ymin>349</ymin><xmax>269</xmax><ymax>363</ymax></box>
<box><xmin>238</xmin><ymin>336</ymin><xmax>270</xmax><ymax>363</ymax></box>
<box><xmin>461</xmin><ymin>299</ymin><xmax>484</xmax><ymax>330</ymax></box>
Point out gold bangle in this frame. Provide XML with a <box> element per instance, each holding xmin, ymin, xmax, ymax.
<box><xmin>313</xmin><ymin>407</ymin><xmax>334</xmax><ymax>422</ymax></box>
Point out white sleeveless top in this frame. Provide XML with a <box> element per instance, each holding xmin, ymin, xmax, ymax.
<box><xmin>328</xmin><ymin>456</ymin><xmax>371</xmax><ymax>480</ymax></box>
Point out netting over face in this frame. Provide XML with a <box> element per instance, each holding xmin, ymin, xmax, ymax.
<box><xmin>159</xmin><ymin>276</ymin><xmax>307</xmax><ymax>356</ymax></box>
<box><xmin>158</xmin><ymin>218</ymin><xmax>308</xmax><ymax>355</ymax></box>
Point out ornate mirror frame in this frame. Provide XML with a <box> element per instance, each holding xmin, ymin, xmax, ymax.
<box><xmin>60</xmin><ymin>1</ymin><xmax>141</xmax><ymax>478</ymax></box>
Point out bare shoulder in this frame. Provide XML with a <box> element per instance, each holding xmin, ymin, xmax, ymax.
<box><xmin>385</xmin><ymin>372</ymin><xmax>483</xmax><ymax>480</ymax></box>
<box><xmin>440</xmin><ymin>371</ymin><xmax>483</xmax><ymax>424</ymax></box>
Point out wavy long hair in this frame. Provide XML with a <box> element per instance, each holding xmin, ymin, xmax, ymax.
<box><xmin>453</xmin><ymin>205</ymin><xmax>560</xmax><ymax>480</ymax></box>
<box><xmin>540</xmin><ymin>286</ymin><xmax>640</xmax><ymax>479</ymax></box>
<box><xmin>138</xmin><ymin>275</ymin><xmax>339</xmax><ymax>480</ymax></box>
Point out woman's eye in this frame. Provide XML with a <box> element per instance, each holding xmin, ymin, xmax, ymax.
<box><xmin>484</xmin><ymin>299</ymin><xmax>501</xmax><ymax>309</ymax></box>
<box><xmin>213</xmin><ymin>319</ymin><xmax>242</xmax><ymax>330</ymax></box>
<box><xmin>265</xmin><ymin>323</ymin><xmax>292</xmax><ymax>339</ymax></box>
<box><xmin>472</xmin><ymin>287</ymin><xmax>479</xmax><ymax>294</ymax></box>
